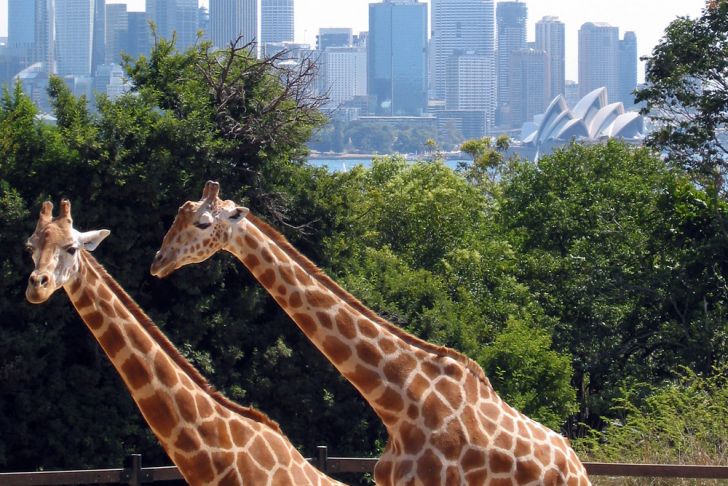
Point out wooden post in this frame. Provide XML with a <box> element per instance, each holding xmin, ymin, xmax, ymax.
<box><xmin>123</xmin><ymin>454</ymin><xmax>142</xmax><ymax>486</ymax></box>
<box><xmin>316</xmin><ymin>446</ymin><xmax>328</xmax><ymax>473</ymax></box>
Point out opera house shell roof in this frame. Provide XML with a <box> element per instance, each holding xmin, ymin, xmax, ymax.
<box><xmin>521</xmin><ymin>87</ymin><xmax>645</xmax><ymax>147</ymax></box>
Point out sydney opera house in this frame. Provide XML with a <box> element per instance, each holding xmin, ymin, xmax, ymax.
<box><xmin>518</xmin><ymin>87</ymin><xmax>646</xmax><ymax>160</ymax></box>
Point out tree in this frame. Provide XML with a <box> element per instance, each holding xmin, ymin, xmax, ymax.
<box><xmin>0</xmin><ymin>37</ymin><xmax>375</xmax><ymax>473</ymax></box>
<box><xmin>636</xmin><ymin>0</ymin><xmax>728</xmax><ymax>192</ymax></box>
<box><xmin>501</xmin><ymin>141</ymin><xmax>728</xmax><ymax>424</ymax></box>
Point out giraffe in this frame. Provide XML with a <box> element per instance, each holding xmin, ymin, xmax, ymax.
<box><xmin>24</xmin><ymin>198</ymin><xmax>345</xmax><ymax>486</ymax></box>
<box><xmin>151</xmin><ymin>181</ymin><xmax>592</xmax><ymax>486</ymax></box>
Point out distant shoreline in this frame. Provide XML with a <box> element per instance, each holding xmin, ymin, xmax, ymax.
<box><xmin>308</xmin><ymin>152</ymin><xmax>467</xmax><ymax>160</ymax></box>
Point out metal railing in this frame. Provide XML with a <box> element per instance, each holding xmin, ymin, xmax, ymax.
<box><xmin>1</xmin><ymin>447</ymin><xmax>727</xmax><ymax>485</ymax></box>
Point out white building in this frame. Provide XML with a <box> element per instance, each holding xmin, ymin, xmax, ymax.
<box><xmin>324</xmin><ymin>46</ymin><xmax>367</xmax><ymax>107</ymax></box>
<box><xmin>431</xmin><ymin>0</ymin><xmax>494</xmax><ymax>100</ymax></box>
<box><xmin>209</xmin><ymin>0</ymin><xmax>258</xmax><ymax>51</ymax></box>
<box><xmin>261</xmin><ymin>0</ymin><xmax>294</xmax><ymax>44</ymax></box>
<box><xmin>536</xmin><ymin>16</ymin><xmax>565</xmax><ymax>100</ymax></box>
<box><xmin>446</xmin><ymin>52</ymin><xmax>495</xmax><ymax>132</ymax></box>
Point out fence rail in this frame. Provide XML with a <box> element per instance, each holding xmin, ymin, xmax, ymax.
<box><xmin>1</xmin><ymin>448</ymin><xmax>727</xmax><ymax>485</ymax></box>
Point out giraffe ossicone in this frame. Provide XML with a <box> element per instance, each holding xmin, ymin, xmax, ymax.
<box><xmin>25</xmin><ymin>198</ymin><xmax>345</xmax><ymax>486</ymax></box>
<box><xmin>152</xmin><ymin>181</ymin><xmax>592</xmax><ymax>485</ymax></box>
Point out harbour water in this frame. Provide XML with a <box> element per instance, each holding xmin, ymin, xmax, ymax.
<box><xmin>307</xmin><ymin>156</ymin><xmax>469</xmax><ymax>172</ymax></box>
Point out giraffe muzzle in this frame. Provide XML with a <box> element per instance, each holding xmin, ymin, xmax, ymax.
<box><xmin>26</xmin><ymin>271</ymin><xmax>54</xmax><ymax>303</ymax></box>
<box><xmin>150</xmin><ymin>251</ymin><xmax>173</xmax><ymax>278</ymax></box>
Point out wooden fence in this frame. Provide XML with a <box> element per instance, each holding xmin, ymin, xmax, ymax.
<box><xmin>1</xmin><ymin>448</ymin><xmax>727</xmax><ymax>485</ymax></box>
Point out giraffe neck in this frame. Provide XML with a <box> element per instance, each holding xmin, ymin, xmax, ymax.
<box><xmin>226</xmin><ymin>215</ymin><xmax>490</xmax><ymax>428</ymax></box>
<box><xmin>65</xmin><ymin>251</ymin><xmax>341</xmax><ymax>486</ymax></box>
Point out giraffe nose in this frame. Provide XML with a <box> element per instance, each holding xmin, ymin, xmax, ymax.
<box><xmin>29</xmin><ymin>272</ymin><xmax>50</xmax><ymax>288</ymax></box>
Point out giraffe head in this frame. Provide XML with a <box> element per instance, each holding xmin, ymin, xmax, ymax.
<box><xmin>150</xmin><ymin>181</ymin><xmax>249</xmax><ymax>278</ymax></box>
<box><xmin>25</xmin><ymin>199</ymin><xmax>110</xmax><ymax>304</ymax></box>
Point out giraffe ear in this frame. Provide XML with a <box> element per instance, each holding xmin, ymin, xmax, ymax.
<box><xmin>226</xmin><ymin>206</ymin><xmax>249</xmax><ymax>223</ymax></box>
<box><xmin>78</xmin><ymin>229</ymin><xmax>111</xmax><ymax>251</ymax></box>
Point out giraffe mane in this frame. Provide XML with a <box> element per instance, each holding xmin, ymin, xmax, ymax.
<box><xmin>246</xmin><ymin>214</ymin><xmax>491</xmax><ymax>388</ymax></box>
<box><xmin>81</xmin><ymin>250</ymin><xmax>284</xmax><ymax>435</ymax></box>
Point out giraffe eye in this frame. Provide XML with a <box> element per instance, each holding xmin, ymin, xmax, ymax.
<box><xmin>194</xmin><ymin>222</ymin><xmax>212</xmax><ymax>230</ymax></box>
<box><xmin>25</xmin><ymin>245</ymin><xmax>34</xmax><ymax>255</ymax></box>
<box><xmin>66</xmin><ymin>246</ymin><xmax>77</xmax><ymax>255</ymax></box>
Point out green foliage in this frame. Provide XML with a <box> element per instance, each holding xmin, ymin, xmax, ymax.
<box><xmin>0</xmin><ymin>38</ymin><xmax>372</xmax><ymax>473</ymax></box>
<box><xmin>576</xmin><ymin>364</ymin><xmax>728</xmax><ymax>468</ymax></box>
<box><xmin>481</xmin><ymin>318</ymin><xmax>578</xmax><ymax>430</ymax></box>
<box><xmin>1</xmin><ymin>23</ymin><xmax>726</xmax><ymax>478</ymax></box>
<box><xmin>502</xmin><ymin>140</ymin><xmax>728</xmax><ymax>423</ymax></box>
<box><xmin>324</xmin><ymin>156</ymin><xmax>579</xmax><ymax>428</ymax></box>
<box><xmin>636</xmin><ymin>0</ymin><xmax>728</xmax><ymax>190</ymax></box>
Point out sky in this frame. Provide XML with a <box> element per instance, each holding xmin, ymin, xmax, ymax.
<box><xmin>0</xmin><ymin>0</ymin><xmax>707</xmax><ymax>82</ymax></box>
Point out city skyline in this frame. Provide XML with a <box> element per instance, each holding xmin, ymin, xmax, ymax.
<box><xmin>0</xmin><ymin>0</ymin><xmax>707</xmax><ymax>82</ymax></box>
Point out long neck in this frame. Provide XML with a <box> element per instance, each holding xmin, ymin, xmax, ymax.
<box><xmin>65</xmin><ymin>251</ymin><xmax>340</xmax><ymax>486</ymax></box>
<box><xmin>227</xmin><ymin>216</ymin><xmax>489</xmax><ymax>428</ymax></box>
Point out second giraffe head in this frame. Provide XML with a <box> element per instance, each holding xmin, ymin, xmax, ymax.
<box><xmin>150</xmin><ymin>181</ymin><xmax>248</xmax><ymax>278</ymax></box>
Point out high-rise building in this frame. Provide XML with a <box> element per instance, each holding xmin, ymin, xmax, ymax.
<box><xmin>91</xmin><ymin>0</ymin><xmax>105</xmax><ymax>72</ymax></box>
<box><xmin>317</xmin><ymin>28</ymin><xmax>353</xmax><ymax>51</ymax></box>
<box><xmin>578</xmin><ymin>22</ymin><xmax>619</xmax><ymax>99</ymax></box>
<box><xmin>496</xmin><ymin>1</ymin><xmax>527</xmax><ymax>122</ymax></box>
<box><xmin>105</xmin><ymin>3</ymin><xmax>128</xmax><ymax>64</ymax></box>
<box><xmin>564</xmin><ymin>80</ymin><xmax>579</xmax><ymax>107</ymax></box>
<box><xmin>56</xmin><ymin>0</ymin><xmax>95</xmax><ymax>76</ymax></box>
<box><xmin>34</xmin><ymin>0</ymin><xmax>56</xmax><ymax>71</ymax></box>
<box><xmin>445</xmin><ymin>51</ymin><xmax>495</xmax><ymax>134</ymax></box>
<box><xmin>368</xmin><ymin>0</ymin><xmax>427</xmax><ymax>116</ymax></box>
<box><xmin>8</xmin><ymin>0</ymin><xmax>36</xmax><ymax>52</ymax></box>
<box><xmin>209</xmin><ymin>0</ymin><xmax>258</xmax><ymax>50</ymax></box>
<box><xmin>146</xmin><ymin>0</ymin><xmax>198</xmax><ymax>51</ymax></box>
<box><xmin>619</xmin><ymin>31</ymin><xmax>638</xmax><ymax>107</ymax></box>
<box><xmin>127</xmin><ymin>12</ymin><xmax>151</xmax><ymax>58</ymax></box>
<box><xmin>198</xmin><ymin>6</ymin><xmax>209</xmax><ymax>35</ymax></box>
<box><xmin>431</xmin><ymin>0</ymin><xmax>495</xmax><ymax>100</ymax></box>
<box><xmin>261</xmin><ymin>0</ymin><xmax>294</xmax><ymax>44</ymax></box>
<box><xmin>508</xmin><ymin>48</ymin><xmax>549</xmax><ymax>127</ymax></box>
<box><xmin>536</xmin><ymin>16</ymin><xmax>565</xmax><ymax>101</ymax></box>
<box><xmin>324</xmin><ymin>46</ymin><xmax>367</xmax><ymax>107</ymax></box>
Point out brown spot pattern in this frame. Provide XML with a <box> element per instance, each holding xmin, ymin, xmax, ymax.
<box><xmin>121</xmin><ymin>354</ymin><xmax>152</xmax><ymax>390</ymax></box>
<box><xmin>258</xmin><ymin>269</ymin><xmax>275</xmax><ymax>288</ymax></box>
<box><xmin>335</xmin><ymin>309</ymin><xmax>357</xmax><ymax>339</ymax></box>
<box><xmin>98</xmin><ymin>325</ymin><xmax>125</xmax><ymax>358</ymax></box>
<box><xmin>321</xmin><ymin>335</ymin><xmax>352</xmax><ymax>364</ymax></box>
<box><xmin>355</xmin><ymin>341</ymin><xmax>382</xmax><ymax>367</ymax></box>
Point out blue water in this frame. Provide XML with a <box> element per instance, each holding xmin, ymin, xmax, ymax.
<box><xmin>308</xmin><ymin>157</ymin><xmax>469</xmax><ymax>172</ymax></box>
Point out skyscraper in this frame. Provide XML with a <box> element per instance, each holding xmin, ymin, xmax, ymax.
<box><xmin>56</xmin><ymin>0</ymin><xmax>95</xmax><ymax>76</ymax></box>
<box><xmin>431</xmin><ymin>0</ymin><xmax>495</xmax><ymax>100</ymax></box>
<box><xmin>106</xmin><ymin>3</ymin><xmax>128</xmax><ymax>64</ymax></box>
<box><xmin>496</xmin><ymin>1</ymin><xmax>527</xmax><ymax>122</ymax></box>
<box><xmin>445</xmin><ymin>51</ymin><xmax>495</xmax><ymax>133</ymax></box>
<box><xmin>368</xmin><ymin>0</ymin><xmax>427</xmax><ymax>116</ymax></box>
<box><xmin>619</xmin><ymin>31</ymin><xmax>638</xmax><ymax>107</ymax></box>
<box><xmin>536</xmin><ymin>16</ymin><xmax>565</xmax><ymax>101</ymax></box>
<box><xmin>91</xmin><ymin>0</ymin><xmax>106</xmax><ymax>73</ymax></box>
<box><xmin>209</xmin><ymin>0</ymin><xmax>258</xmax><ymax>50</ymax></box>
<box><xmin>508</xmin><ymin>48</ymin><xmax>549</xmax><ymax>127</ymax></box>
<box><xmin>146</xmin><ymin>0</ymin><xmax>198</xmax><ymax>51</ymax></box>
<box><xmin>261</xmin><ymin>0</ymin><xmax>294</xmax><ymax>44</ymax></box>
<box><xmin>578</xmin><ymin>22</ymin><xmax>619</xmax><ymax>99</ymax></box>
<box><xmin>127</xmin><ymin>11</ymin><xmax>151</xmax><ymax>58</ymax></box>
<box><xmin>317</xmin><ymin>28</ymin><xmax>353</xmax><ymax>51</ymax></box>
<box><xmin>34</xmin><ymin>0</ymin><xmax>56</xmax><ymax>72</ymax></box>
<box><xmin>8</xmin><ymin>0</ymin><xmax>36</xmax><ymax>52</ymax></box>
<box><xmin>324</xmin><ymin>46</ymin><xmax>367</xmax><ymax>107</ymax></box>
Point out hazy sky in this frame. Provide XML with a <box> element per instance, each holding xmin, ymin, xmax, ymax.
<box><xmin>0</xmin><ymin>0</ymin><xmax>707</xmax><ymax>82</ymax></box>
